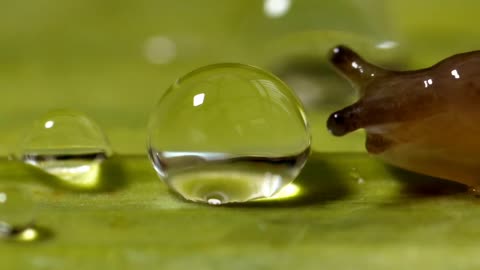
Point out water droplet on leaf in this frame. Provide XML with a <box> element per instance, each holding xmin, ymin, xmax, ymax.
<box><xmin>16</xmin><ymin>110</ymin><xmax>112</xmax><ymax>189</ymax></box>
<box><xmin>0</xmin><ymin>221</ymin><xmax>49</xmax><ymax>242</ymax></box>
<box><xmin>0</xmin><ymin>188</ymin><xmax>47</xmax><ymax>242</ymax></box>
<box><xmin>148</xmin><ymin>63</ymin><xmax>310</xmax><ymax>204</ymax></box>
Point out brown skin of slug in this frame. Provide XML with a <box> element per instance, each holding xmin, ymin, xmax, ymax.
<box><xmin>327</xmin><ymin>45</ymin><xmax>480</xmax><ymax>189</ymax></box>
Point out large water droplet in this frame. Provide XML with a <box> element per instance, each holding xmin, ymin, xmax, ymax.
<box><xmin>16</xmin><ymin>110</ymin><xmax>112</xmax><ymax>189</ymax></box>
<box><xmin>148</xmin><ymin>63</ymin><xmax>311</xmax><ymax>204</ymax></box>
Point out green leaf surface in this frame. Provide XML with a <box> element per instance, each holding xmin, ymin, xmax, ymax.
<box><xmin>0</xmin><ymin>152</ymin><xmax>475</xmax><ymax>269</ymax></box>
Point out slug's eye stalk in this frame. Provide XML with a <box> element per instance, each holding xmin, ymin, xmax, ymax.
<box><xmin>329</xmin><ymin>45</ymin><xmax>386</xmax><ymax>88</ymax></box>
<box><xmin>327</xmin><ymin>101</ymin><xmax>364</xmax><ymax>137</ymax></box>
<box><xmin>329</xmin><ymin>45</ymin><xmax>363</xmax><ymax>71</ymax></box>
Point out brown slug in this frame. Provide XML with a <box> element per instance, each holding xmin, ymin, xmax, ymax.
<box><xmin>327</xmin><ymin>45</ymin><xmax>480</xmax><ymax>191</ymax></box>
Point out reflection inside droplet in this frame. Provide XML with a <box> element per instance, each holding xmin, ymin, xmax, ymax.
<box><xmin>23</xmin><ymin>152</ymin><xmax>105</xmax><ymax>188</ymax></box>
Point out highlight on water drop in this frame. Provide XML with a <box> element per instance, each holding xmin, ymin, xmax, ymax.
<box><xmin>148</xmin><ymin>63</ymin><xmax>311</xmax><ymax>205</ymax></box>
<box><xmin>16</xmin><ymin>110</ymin><xmax>112</xmax><ymax>189</ymax></box>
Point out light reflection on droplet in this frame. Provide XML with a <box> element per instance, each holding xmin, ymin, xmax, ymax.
<box><xmin>264</xmin><ymin>0</ymin><xmax>291</xmax><ymax>18</ymax></box>
<box><xmin>144</xmin><ymin>36</ymin><xmax>177</xmax><ymax>65</ymax></box>
<box><xmin>193</xmin><ymin>93</ymin><xmax>205</xmax><ymax>107</ymax></box>
<box><xmin>260</xmin><ymin>172</ymin><xmax>282</xmax><ymax>197</ymax></box>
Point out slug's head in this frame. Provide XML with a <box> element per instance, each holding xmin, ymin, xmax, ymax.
<box><xmin>327</xmin><ymin>46</ymin><xmax>480</xmax><ymax>188</ymax></box>
<box><xmin>327</xmin><ymin>45</ymin><xmax>391</xmax><ymax>136</ymax></box>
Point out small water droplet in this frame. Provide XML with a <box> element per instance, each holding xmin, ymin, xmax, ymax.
<box><xmin>0</xmin><ymin>221</ymin><xmax>48</xmax><ymax>242</ymax></box>
<box><xmin>16</xmin><ymin>110</ymin><xmax>111</xmax><ymax>189</ymax></box>
<box><xmin>148</xmin><ymin>64</ymin><xmax>310</xmax><ymax>204</ymax></box>
<box><xmin>0</xmin><ymin>188</ymin><xmax>45</xmax><ymax>242</ymax></box>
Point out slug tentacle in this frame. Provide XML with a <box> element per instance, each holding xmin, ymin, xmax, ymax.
<box><xmin>327</xmin><ymin>101</ymin><xmax>364</xmax><ymax>136</ymax></box>
<box><xmin>327</xmin><ymin>94</ymin><xmax>439</xmax><ymax>137</ymax></box>
<box><xmin>329</xmin><ymin>45</ymin><xmax>389</xmax><ymax>90</ymax></box>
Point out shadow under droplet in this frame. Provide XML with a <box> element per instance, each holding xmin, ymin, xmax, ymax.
<box><xmin>227</xmin><ymin>152</ymin><xmax>353</xmax><ymax>208</ymax></box>
<box><xmin>21</xmin><ymin>156</ymin><xmax>127</xmax><ymax>193</ymax></box>
<box><xmin>97</xmin><ymin>156</ymin><xmax>128</xmax><ymax>192</ymax></box>
<box><xmin>387</xmin><ymin>165</ymin><xmax>467</xmax><ymax>198</ymax></box>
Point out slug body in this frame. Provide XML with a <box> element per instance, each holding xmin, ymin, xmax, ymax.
<box><xmin>327</xmin><ymin>45</ymin><xmax>480</xmax><ymax>189</ymax></box>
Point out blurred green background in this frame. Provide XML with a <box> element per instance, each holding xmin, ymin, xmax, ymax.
<box><xmin>2</xmin><ymin>0</ymin><xmax>479</xmax><ymax>154</ymax></box>
<box><xmin>2</xmin><ymin>0</ymin><xmax>480</xmax><ymax>269</ymax></box>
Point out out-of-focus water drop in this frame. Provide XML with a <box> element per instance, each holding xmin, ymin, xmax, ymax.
<box><xmin>144</xmin><ymin>35</ymin><xmax>177</xmax><ymax>65</ymax></box>
<box><xmin>264</xmin><ymin>0</ymin><xmax>292</xmax><ymax>18</ymax></box>
<box><xmin>0</xmin><ymin>192</ymin><xmax>6</xmax><ymax>204</ymax></box>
